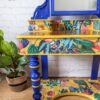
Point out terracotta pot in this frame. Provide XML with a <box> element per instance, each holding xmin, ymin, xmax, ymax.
<box><xmin>6</xmin><ymin>75</ymin><xmax>27</xmax><ymax>92</ymax></box>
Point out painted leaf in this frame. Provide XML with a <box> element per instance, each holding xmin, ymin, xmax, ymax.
<box><xmin>21</xmin><ymin>39</ymin><xmax>29</xmax><ymax>48</ymax></box>
<box><xmin>39</xmin><ymin>41</ymin><xmax>47</xmax><ymax>52</ymax></box>
<box><xmin>28</xmin><ymin>44</ymin><xmax>39</xmax><ymax>53</ymax></box>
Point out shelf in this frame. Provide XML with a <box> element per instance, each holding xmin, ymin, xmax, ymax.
<box><xmin>29</xmin><ymin>29</ymin><xmax>100</xmax><ymax>33</ymax></box>
<box><xmin>41</xmin><ymin>79</ymin><xmax>100</xmax><ymax>100</ymax></box>
<box><xmin>19</xmin><ymin>53</ymin><xmax>100</xmax><ymax>56</ymax></box>
<box><xmin>17</xmin><ymin>35</ymin><xmax>100</xmax><ymax>39</ymax></box>
<box><xmin>29</xmin><ymin>30</ymin><xmax>52</xmax><ymax>33</ymax></box>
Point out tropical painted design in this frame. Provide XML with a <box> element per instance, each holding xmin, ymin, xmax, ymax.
<box><xmin>28</xmin><ymin>20</ymin><xmax>100</xmax><ymax>35</ymax></box>
<box><xmin>19</xmin><ymin>38</ymin><xmax>100</xmax><ymax>55</ymax></box>
<box><xmin>41</xmin><ymin>80</ymin><xmax>100</xmax><ymax>100</ymax></box>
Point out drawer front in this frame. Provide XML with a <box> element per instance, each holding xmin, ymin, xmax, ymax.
<box><xmin>18</xmin><ymin>38</ymin><xmax>100</xmax><ymax>55</ymax></box>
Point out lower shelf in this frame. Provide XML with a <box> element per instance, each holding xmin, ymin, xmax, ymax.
<box><xmin>40</xmin><ymin>79</ymin><xmax>100</xmax><ymax>100</ymax></box>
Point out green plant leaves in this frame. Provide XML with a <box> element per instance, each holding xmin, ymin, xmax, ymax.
<box><xmin>0</xmin><ymin>30</ymin><xmax>28</xmax><ymax>78</ymax></box>
<box><xmin>0</xmin><ymin>30</ymin><xmax>4</xmax><ymax>53</ymax></box>
<box><xmin>0</xmin><ymin>56</ymin><xmax>12</xmax><ymax>68</ymax></box>
<box><xmin>0</xmin><ymin>30</ymin><xmax>4</xmax><ymax>39</ymax></box>
<box><xmin>16</xmin><ymin>65</ymin><xmax>25</xmax><ymax>72</ymax></box>
<box><xmin>17</xmin><ymin>56</ymin><xmax>29</xmax><ymax>66</ymax></box>
<box><xmin>9</xmin><ymin>41</ymin><xmax>18</xmax><ymax>58</ymax></box>
<box><xmin>1</xmin><ymin>41</ymin><xmax>18</xmax><ymax>58</ymax></box>
<box><xmin>1</xmin><ymin>40</ymin><xmax>13</xmax><ymax>56</ymax></box>
<box><xmin>16</xmin><ymin>56</ymin><xmax>29</xmax><ymax>72</ymax></box>
<box><xmin>0</xmin><ymin>30</ymin><xmax>18</xmax><ymax>57</ymax></box>
<box><xmin>10</xmin><ymin>41</ymin><xmax>18</xmax><ymax>53</ymax></box>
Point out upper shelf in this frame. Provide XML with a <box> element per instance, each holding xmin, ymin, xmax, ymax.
<box><xmin>17</xmin><ymin>35</ymin><xmax>100</xmax><ymax>39</ymax></box>
<box><xmin>17</xmin><ymin>19</ymin><xmax>100</xmax><ymax>39</ymax></box>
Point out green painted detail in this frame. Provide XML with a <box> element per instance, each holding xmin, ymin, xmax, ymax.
<box><xmin>28</xmin><ymin>44</ymin><xmax>39</xmax><ymax>54</ymax></box>
<box><xmin>94</xmin><ymin>93</ymin><xmax>100</xmax><ymax>100</ymax></box>
<box><xmin>93</xmin><ymin>20</ymin><xmax>100</xmax><ymax>30</ymax></box>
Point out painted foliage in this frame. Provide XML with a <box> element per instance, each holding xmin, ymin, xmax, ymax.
<box><xmin>41</xmin><ymin>80</ymin><xmax>100</xmax><ymax>100</ymax></box>
<box><xmin>18</xmin><ymin>19</ymin><xmax>100</xmax><ymax>55</ymax></box>
<box><xmin>19</xmin><ymin>38</ymin><xmax>100</xmax><ymax>55</ymax></box>
<box><xmin>28</xmin><ymin>20</ymin><xmax>100</xmax><ymax>35</ymax></box>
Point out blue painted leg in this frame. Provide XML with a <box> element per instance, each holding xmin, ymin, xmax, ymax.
<box><xmin>30</xmin><ymin>56</ymin><xmax>41</xmax><ymax>100</ymax></box>
<box><xmin>91</xmin><ymin>55</ymin><xmax>100</xmax><ymax>80</ymax></box>
<box><xmin>41</xmin><ymin>56</ymin><xmax>48</xmax><ymax>79</ymax></box>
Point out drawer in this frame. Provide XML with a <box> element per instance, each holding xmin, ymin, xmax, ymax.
<box><xmin>17</xmin><ymin>37</ymin><xmax>100</xmax><ymax>55</ymax></box>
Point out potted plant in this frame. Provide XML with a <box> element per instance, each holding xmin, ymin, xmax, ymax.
<box><xmin>0</xmin><ymin>30</ymin><xmax>29</xmax><ymax>92</ymax></box>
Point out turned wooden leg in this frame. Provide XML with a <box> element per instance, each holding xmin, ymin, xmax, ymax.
<box><xmin>91</xmin><ymin>55</ymin><xmax>100</xmax><ymax>80</ymax></box>
<box><xmin>29</xmin><ymin>56</ymin><xmax>41</xmax><ymax>100</ymax></box>
<box><xmin>41</xmin><ymin>56</ymin><xmax>48</xmax><ymax>79</ymax></box>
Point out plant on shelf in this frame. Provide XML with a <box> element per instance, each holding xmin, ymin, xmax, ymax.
<box><xmin>0</xmin><ymin>30</ymin><xmax>29</xmax><ymax>92</ymax></box>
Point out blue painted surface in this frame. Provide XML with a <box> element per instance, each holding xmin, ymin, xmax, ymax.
<box><xmin>51</xmin><ymin>0</ymin><xmax>100</xmax><ymax>16</ymax></box>
<box><xmin>30</xmin><ymin>70</ymin><xmax>40</xmax><ymax>79</ymax></box>
<box><xmin>32</xmin><ymin>81</ymin><xmax>40</xmax><ymax>86</ymax></box>
<box><xmin>30</xmin><ymin>0</ymin><xmax>49</xmax><ymax>99</ymax></box>
<box><xmin>31</xmin><ymin>0</ymin><xmax>49</xmax><ymax>79</ymax></box>
<box><xmin>30</xmin><ymin>1</ymin><xmax>100</xmax><ymax>100</ymax></box>
<box><xmin>29</xmin><ymin>56</ymin><xmax>41</xmax><ymax>100</ymax></box>
<box><xmin>91</xmin><ymin>56</ymin><xmax>100</xmax><ymax>80</ymax></box>
<box><xmin>31</xmin><ymin>0</ymin><xmax>50</xmax><ymax>19</ymax></box>
<box><xmin>97</xmin><ymin>0</ymin><xmax>100</xmax><ymax>17</ymax></box>
<box><xmin>41</xmin><ymin>56</ymin><xmax>48</xmax><ymax>79</ymax></box>
<box><xmin>97</xmin><ymin>14</ymin><xmax>100</xmax><ymax>17</ymax></box>
<box><xmin>33</xmin><ymin>88</ymin><xmax>41</xmax><ymax>100</ymax></box>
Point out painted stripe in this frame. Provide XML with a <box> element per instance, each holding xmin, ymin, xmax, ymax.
<box><xmin>17</xmin><ymin>35</ymin><xmax>100</xmax><ymax>39</ymax></box>
<box><xmin>32</xmin><ymin>85</ymin><xmax>40</xmax><ymax>88</ymax></box>
<box><xmin>31</xmin><ymin>78</ymin><xmax>40</xmax><ymax>82</ymax></box>
<box><xmin>19</xmin><ymin>53</ymin><xmax>100</xmax><ymax>56</ymax></box>
<box><xmin>30</xmin><ymin>66</ymin><xmax>40</xmax><ymax>68</ymax></box>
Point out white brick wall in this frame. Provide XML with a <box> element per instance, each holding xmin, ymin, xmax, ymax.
<box><xmin>0</xmin><ymin>0</ymin><xmax>100</xmax><ymax>77</ymax></box>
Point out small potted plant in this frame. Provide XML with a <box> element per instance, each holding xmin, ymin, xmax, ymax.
<box><xmin>0</xmin><ymin>30</ymin><xmax>29</xmax><ymax>92</ymax></box>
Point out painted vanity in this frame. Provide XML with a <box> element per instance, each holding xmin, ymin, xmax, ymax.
<box><xmin>17</xmin><ymin>0</ymin><xmax>100</xmax><ymax>100</ymax></box>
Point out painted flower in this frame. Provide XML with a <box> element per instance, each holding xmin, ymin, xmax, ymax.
<box><xmin>61</xmin><ymin>80</ymin><xmax>68</xmax><ymax>87</ymax></box>
<box><xmin>93</xmin><ymin>83</ymin><xmax>100</xmax><ymax>90</ymax></box>
<box><xmin>47</xmin><ymin>90</ymin><xmax>55</xmax><ymax>97</ymax></box>
<box><xmin>44</xmin><ymin>39</ymin><xmax>53</xmax><ymax>42</ymax></box>
<box><xmin>94</xmin><ymin>39</ymin><xmax>100</xmax><ymax>50</ymax></box>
